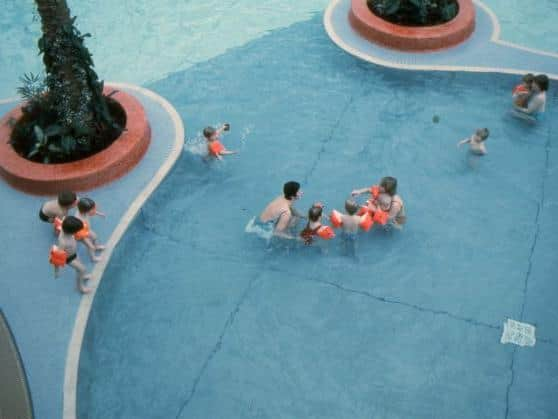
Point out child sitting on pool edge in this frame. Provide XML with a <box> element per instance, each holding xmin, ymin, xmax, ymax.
<box><xmin>458</xmin><ymin>128</ymin><xmax>490</xmax><ymax>155</ymax></box>
<box><xmin>204</xmin><ymin>124</ymin><xmax>237</xmax><ymax>160</ymax></box>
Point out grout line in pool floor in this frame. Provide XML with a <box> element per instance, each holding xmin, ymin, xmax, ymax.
<box><xmin>174</xmin><ymin>274</ymin><xmax>262</xmax><ymax>419</ymax></box>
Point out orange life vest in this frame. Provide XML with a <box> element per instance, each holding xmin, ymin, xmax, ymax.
<box><xmin>329</xmin><ymin>210</ymin><xmax>343</xmax><ymax>228</ymax></box>
<box><xmin>370</xmin><ymin>185</ymin><xmax>380</xmax><ymax>199</ymax></box>
<box><xmin>513</xmin><ymin>84</ymin><xmax>528</xmax><ymax>95</ymax></box>
<box><xmin>74</xmin><ymin>221</ymin><xmax>90</xmax><ymax>240</ymax></box>
<box><xmin>300</xmin><ymin>225</ymin><xmax>335</xmax><ymax>245</ymax></box>
<box><xmin>359</xmin><ymin>213</ymin><xmax>374</xmax><ymax>231</ymax></box>
<box><xmin>49</xmin><ymin>245</ymin><xmax>67</xmax><ymax>267</ymax></box>
<box><xmin>208</xmin><ymin>140</ymin><xmax>225</xmax><ymax>156</ymax></box>
<box><xmin>373</xmin><ymin>210</ymin><xmax>389</xmax><ymax>225</ymax></box>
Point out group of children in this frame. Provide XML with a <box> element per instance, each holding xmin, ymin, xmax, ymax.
<box><xmin>40</xmin><ymin>191</ymin><xmax>105</xmax><ymax>293</ymax></box>
<box><xmin>256</xmin><ymin>177</ymin><xmax>406</xmax><ymax>247</ymax></box>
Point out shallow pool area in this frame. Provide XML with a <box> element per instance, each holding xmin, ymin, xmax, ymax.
<box><xmin>75</xmin><ymin>16</ymin><xmax>557</xmax><ymax>419</ymax></box>
<box><xmin>1</xmin><ymin>0</ymin><xmax>557</xmax><ymax>98</ymax></box>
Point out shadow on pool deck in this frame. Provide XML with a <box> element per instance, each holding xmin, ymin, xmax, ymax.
<box><xmin>77</xmin><ymin>15</ymin><xmax>558</xmax><ymax>419</ymax></box>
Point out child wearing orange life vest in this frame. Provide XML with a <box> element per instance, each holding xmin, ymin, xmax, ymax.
<box><xmin>300</xmin><ymin>203</ymin><xmax>335</xmax><ymax>245</ymax></box>
<box><xmin>352</xmin><ymin>176</ymin><xmax>406</xmax><ymax>229</ymax></box>
<box><xmin>49</xmin><ymin>216</ymin><xmax>92</xmax><ymax>293</ymax></box>
<box><xmin>330</xmin><ymin>199</ymin><xmax>373</xmax><ymax>233</ymax></box>
<box><xmin>512</xmin><ymin>73</ymin><xmax>534</xmax><ymax>108</ymax></box>
<box><xmin>204</xmin><ymin>124</ymin><xmax>237</xmax><ymax>160</ymax></box>
<box><xmin>74</xmin><ymin>197</ymin><xmax>106</xmax><ymax>262</ymax></box>
<box><xmin>39</xmin><ymin>191</ymin><xmax>77</xmax><ymax>234</ymax></box>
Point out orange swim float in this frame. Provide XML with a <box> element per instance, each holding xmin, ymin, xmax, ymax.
<box><xmin>49</xmin><ymin>246</ymin><xmax>67</xmax><ymax>267</ymax></box>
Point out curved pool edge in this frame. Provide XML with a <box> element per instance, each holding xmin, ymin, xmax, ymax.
<box><xmin>324</xmin><ymin>0</ymin><xmax>558</xmax><ymax>79</ymax></box>
<box><xmin>62</xmin><ymin>83</ymin><xmax>185</xmax><ymax>419</ymax></box>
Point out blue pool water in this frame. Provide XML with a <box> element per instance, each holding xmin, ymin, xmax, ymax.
<box><xmin>77</xmin><ymin>15</ymin><xmax>557</xmax><ymax>419</ymax></box>
<box><xmin>1</xmin><ymin>0</ymin><xmax>557</xmax><ymax>98</ymax></box>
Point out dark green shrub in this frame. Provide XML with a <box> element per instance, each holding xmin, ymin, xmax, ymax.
<box><xmin>368</xmin><ymin>0</ymin><xmax>459</xmax><ymax>26</ymax></box>
<box><xmin>10</xmin><ymin>0</ymin><xmax>124</xmax><ymax>164</ymax></box>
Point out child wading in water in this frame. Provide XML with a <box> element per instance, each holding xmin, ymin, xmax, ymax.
<box><xmin>75</xmin><ymin>197</ymin><xmax>106</xmax><ymax>262</ymax></box>
<box><xmin>458</xmin><ymin>128</ymin><xmax>490</xmax><ymax>155</ymax></box>
<box><xmin>49</xmin><ymin>216</ymin><xmax>92</xmax><ymax>293</ymax></box>
<box><xmin>300</xmin><ymin>203</ymin><xmax>335</xmax><ymax>245</ymax></box>
<box><xmin>204</xmin><ymin>124</ymin><xmax>237</xmax><ymax>160</ymax></box>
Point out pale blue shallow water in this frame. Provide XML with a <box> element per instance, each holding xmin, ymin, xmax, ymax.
<box><xmin>1</xmin><ymin>0</ymin><xmax>557</xmax><ymax>98</ymax></box>
<box><xmin>76</xmin><ymin>15</ymin><xmax>557</xmax><ymax>419</ymax></box>
<box><xmin>0</xmin><ymin>1</ymin><xmax>557</xmax><ymax>418</ymax></box>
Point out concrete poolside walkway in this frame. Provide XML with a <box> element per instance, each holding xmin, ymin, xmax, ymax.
<box><xmin>325</xmin><ymin>0</ymin><xmax>558</xmax><ymax>78</ymax></box>
<box><xmin>0</xmin><ymin>85</ymin><xmax>183</xmax><ymax>419</ymax></box>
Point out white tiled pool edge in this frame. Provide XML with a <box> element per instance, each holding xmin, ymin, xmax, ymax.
<box><xmin>61</xmin><ymin>83</ymin><xmax>185</xmax><ymax>419</ymax></box>
<box><xmin>324</xmin><ymin>0</ymin><xmax>558</xmax><ymax>79</ymax></box>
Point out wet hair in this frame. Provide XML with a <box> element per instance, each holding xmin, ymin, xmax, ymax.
<box><xmin>203</xmin><ymin>126</ymin><xmax>216</xmax><ymax>139</ymax></box>
<box><xmin>476</xmin><ymin>128</ymin><xmax>490</xmax><ymax>141</ymax></box>
<box><xmin>62</xmin><ymin>216</ymin><xmax>84</xmax><ymax>234</ymax></box>
<box><xmin>308</xmin><ymin>205</ymin><xmax>323</xmax><ymax>222</ymax></box>
<box><xmin>534</xmin><ymin>74</ymin><xmax>549</xmax><ymax>92</ymax></box>
<box><xmin>283</xmin><ymin>181</ymin><xmax>300</xmax><ymax>200</ymax></box>
<box><xmin>522</xmin><ymin>73</ymin><xmax>535</xmax><ymax>83</ymax></box>
<box><xmin>77</xmin><ymin>197</ymin><xmax>96</xmax><ymax>214</ymax></box>
<box><xmin>380</xmin><ymin>176</ymin><xmax>398</xmax><ymax>196</ymax></box>
<box><xmin>58</xmin><ymin>191</ymin><xmax>77</xmax><ymax>208</ymax></box>
<box><xmin>345</xmin><ymin>199</ymin><xmax>359</xmax><ymax>215</ymax></box>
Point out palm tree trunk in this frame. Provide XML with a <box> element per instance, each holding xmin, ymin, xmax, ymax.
<box><xmin>35</xmin><ymin>0</ymin><xmax>109</xmax><ymax>136</ymax></box>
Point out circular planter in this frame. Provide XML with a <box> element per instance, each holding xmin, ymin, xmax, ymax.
<box><xmin>0</xmin><ymin>86</ymin><xmax>151</xmax><ymax>195</ymax></box>
<box><xmin>349</xmin><ymin>0</ymin><xmax>475</xmax><ymax>51</ymax></box>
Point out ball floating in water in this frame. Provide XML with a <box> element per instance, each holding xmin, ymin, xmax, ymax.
<box><xmin>432</xmin><ymin>115</ymin><xmax>440</xmax><ymax>123</ymax></box>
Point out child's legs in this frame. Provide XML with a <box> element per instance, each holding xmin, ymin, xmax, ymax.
<box><xmin>68</xmin><ymin>259</ymin><xmax>91</xmax><ymax>291</ymax></box>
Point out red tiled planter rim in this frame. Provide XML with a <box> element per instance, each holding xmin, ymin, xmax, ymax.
<box><xmin>0</xmin><ymin>86</ymin><xmax>151</xmax><ymax>195</ymax></box>
<box><xmin>349</xmin><ymin>0</ymin><xmax>475</xmax><ymax>52</ymax></box>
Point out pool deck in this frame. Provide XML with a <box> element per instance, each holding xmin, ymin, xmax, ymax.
<box><xmin>0</xmin><ymin>84</ymin><xmax>183</xmax><ymax>419</ymax></box>
<box><xmin>0</xmin><ymin>3</ymin><xmax>557</xmax><ymax>419</ymax></box>
<box><xmin>325</xmin><ymin>0</ymin><xmax>558</xmax><ymax>79</ymax></box>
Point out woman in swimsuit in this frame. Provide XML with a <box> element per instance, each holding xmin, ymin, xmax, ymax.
<box><xmin>352</xmin><ymin>176</ymin><xmax>406</xmax><ymax>228</ymax></box>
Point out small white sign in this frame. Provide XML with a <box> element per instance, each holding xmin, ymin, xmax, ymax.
<box><xmin>501</xmin><ymin>319</ymin><xmax>536</xmax><ymax>347</ymax></box>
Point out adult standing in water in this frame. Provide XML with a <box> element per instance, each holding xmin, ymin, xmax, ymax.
<box><xmin>352</xmin><ymin>176</ymin><xmax>406</xmax><ymax>228</ymax></box>
<box><xmin>259</xmin><ymin>181</ymin><xmax>304</xmax><ymax>238</ymax></box>
<box><xmin>515</xmin><ymin>74</ymin><xmax>549</xmax><ymax>120</ymax></box>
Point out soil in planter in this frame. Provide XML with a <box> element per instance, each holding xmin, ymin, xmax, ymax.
<box><xmin>9</xmin><ymin>97</ymin><xmax>126</xmax><ymax>164</ymax></box>
<box><xmin>367</xmin><ymin>0</ymin><xmax>459</xmax><ymax>27</ymax></box>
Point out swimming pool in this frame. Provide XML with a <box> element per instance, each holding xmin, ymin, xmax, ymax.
<box><xmin>76</xmin><ymin>12</ymin><xmax>557</xmax><ymax>419</ymax></box>
<box><xmin>1</xmin><ymin>0</ymin><xmax>557</xmax><ymax>98</ymax></box>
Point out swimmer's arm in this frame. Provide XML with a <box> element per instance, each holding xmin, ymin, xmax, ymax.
<box><xmin>457</xmin><ymin>138</ymin><xmax>471</xmax><ymax>147</ymax></box>
<box><xmin>220</xmin><ymin>150</ymin><xmax>237</xmax><ymax>155</ymax></box>
<box><xmin>387</xmin><ymin>201</ymin><xmax>402</xmax><ymax>220</ymax></box>
<box><xmin>351</xmin><ymin>188</ymin><xmax>370</xmax><ymax>196</ymax></box>
<box><xmin>274</xmin><ymin>213</ymin><xmax>295</xmax><ymax>239</ymax></box>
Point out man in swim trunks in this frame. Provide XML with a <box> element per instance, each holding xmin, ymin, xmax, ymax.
<box><xmin>259</xmin><ymin>181</ymin><xmax>304</xmax><ymax>239</ymax></box>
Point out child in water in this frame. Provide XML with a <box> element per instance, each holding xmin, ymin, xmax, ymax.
<box><xmin>50</xmin><ymin>216</ymin><xmax>92</xmax><ymax>293</ymax></box>
<box><xmin>458</xmin><ymin>128</ymin><xmax>490</xmax><ymax>155</ymax></box>
<box><xmin>300</xmin><ymin>203</ymin><xmax>335</xmax><ymax>245</ymax></box>
<box><xmin>331</xmin><ymin>199</ymin><xmax>369</xmax><ymax>234</ymax></box>
<box><xmin>74</xmin><ymin>197</ymin><xmax>106</xmax><ymax>262</ymax></box>
<box><xmin>39</xmin><ymin>191</ymin><xmax>77</xmax><ymax>224</ymax></box>
<box><xmin>512</xmin><ymin>74</ymin><xmax>534</xmax><ymax>108</ymax></box>
<box><xmin>204</xmin><ymin>124</ymin><xmax>237</xmax><ymax>160</ymax></box>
